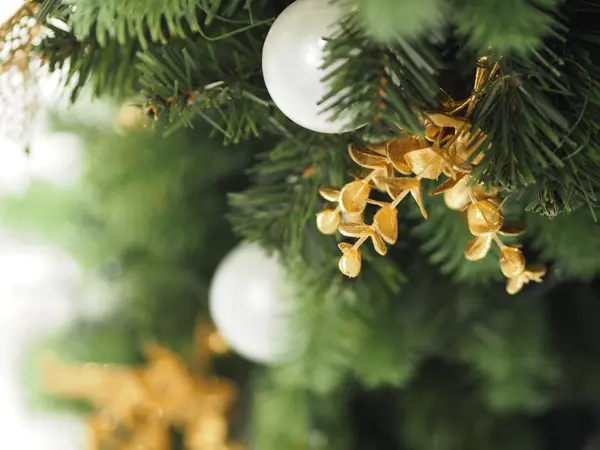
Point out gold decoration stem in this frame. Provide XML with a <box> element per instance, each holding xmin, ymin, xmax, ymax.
<box><xmin>353</xmin><ymin>235</ymin><xmax>368</xmax><ymax>250</ymax></box>
<box><xmin>493</xmin><ymin>235</ymin><xmax>506</xmax><ymax>249</ymax></box>
<box><xmin>391</xmin><ymin>189</ymin><xmax>411</xmax><ymax>209</ymax></box>
<box><xmin>367</xmin><ymin>199</ymin><xmax>388</xmax><ymax>207</ymax></box>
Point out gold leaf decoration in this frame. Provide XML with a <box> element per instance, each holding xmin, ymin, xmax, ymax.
<box><xmin>506</xmin><ymin>265</ymin><xmax>546</xmax><ymax>295</ymax></box>
<box><xmin>443</xmin><ymin>176</ymin><xmax>472</xmax><ymax>211</ymax></box>
<box><xmin>316</xmin><ymin>208</ymin><xmax>341</xmax><ymax>235</ymax></box>
<box><xmin>430</xmin><ymin>175</ymin><xmax>462</xmax><ymax>196</ymax></box>
<box><xmin>339</xmin><ymin>246</ymin><xmax>362</xmax><ymax>278</ymax></box>
<box><xmin>340</xmin><ymin>180</ymin><xmax>371</xmax><ymax>213</ymax></box>
<box><xmin>499</xmin><ymin>246</ymin><xmax>526</xmax><ymax>278</ymax></box>
<box><xmin>498</xmin><ymin>221</ymin><xmax>527</xmax><ymax>237</ymax></box>
<box><xmin>467</xmin><ymin>199</ymin><xmax>504</xmax><ymax>236</ymax></box>
<box><xmin>404</xmin><ymin>147</ymin><xmax>445</xmax><ymax>179</ymax></box>
<box><xmin>386</xmin><ymin>136</ymin><xmax>424</xmax><ymax>174</ymax></box>
<box><xmin>427</xmin><ymin>112</ymin><xmax>468</xmax><ymax>129</ymax></box>
<box><xmin>43</xmin><ymin>323</ymin><xmax>240</xmax><ymax>450</ymax></box>
<box><xmin>339</xmin><ymin>222</ymin><xmax>370</xmax><ymax>237</ymax></box>
<box><xmin>319</xmin><ymin>186</ymin><xmax>340</xmax><ymax>202</ymax></box>
<box><xmin>349</xmin><ymin>144</ymin><xmax>390</xmax><ymax>169</ymax></box>
<box><xmin>315</xmin><ymin>57</ymin><xmax>545</xmax><ymax>293</ymax></box>
<box><xmin>370</xmin><ymin>231</ymin><xmax>388</xmax><ymax>256</ymax></box>
<box><xmin>465</xmin><ymin>235</ymin><xmax>493</xmax><ymax>261</ymax></box>
<box><xmin>374</xmin><ymin>207</ymin><xmax>398</xmax><ymax>245</ymax></box>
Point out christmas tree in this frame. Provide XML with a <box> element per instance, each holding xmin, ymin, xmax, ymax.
<box><xmin>2</xmin><ymin>0</ymin><xmax>600</xmax><ymax>448</ymax></box>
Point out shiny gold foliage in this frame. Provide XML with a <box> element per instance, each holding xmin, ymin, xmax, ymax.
<box><xmin>316</xmin><ymin>58</ymin><xmax>545</xmax><ymax>294</ymax></box>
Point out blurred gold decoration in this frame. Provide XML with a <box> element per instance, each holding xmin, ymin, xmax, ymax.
<box><xmin>115</xmin><ymin>103</ymin><xmax>150</xmax><ymax>135</ymax></box>
<box><xmin>43</xmin><ymin>322</ymin><xmax>241</xmax><ymax>450</ymax></box>
<box><xmin>316</xmin><ymin>57</ymin><xmax>545</xmax><ymax>294</ymax></box>
<box><xmin>0</xmin><ymin>0</ymin><xmax>43</xmax><ymax>148</ymax></box>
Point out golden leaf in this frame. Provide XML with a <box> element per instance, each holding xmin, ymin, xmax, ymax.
<box><xmin>348</xmin><ymin>144</ymin><xmax>390</xmax><ymax>170</ymax></box>
<box><xmin>338</xmin><ymin>222</ymin><xmax>370</xmax><ymax>238</ymax></box>
<box><xmin>409</xmin><ymin>181</ymin><xmax>428</xmax><ymax>219</ymax></box>
<box><xmin>370</xmin><ymin>231</ymin><xmax>388</xmax><ymax>256</ymax></box>
<box><xmin>339</xmin><ymin>247</ymin><xmax>362</xmax><ymax>278</ymax></box>
<box><xmin>385</xmin><ymin>176</ymin><xmax>420</xmax><ymax>198</ymax></box>
<box><xmin>316</xmin><ymin>208</ymin><xmax>341</xmax><ymax>235</ymax></box>
<box><xmin>384</xmin><ymin>177</ymin><xmax>427</xmax><ymax>218</ymax></box>
<box><xmin>467</xmin><ymin>199</ymin><xmax>504</xmax><ymax>236</ymax></box>
<box><xmin>444</xmin><ymin>177</ymin><xmax>471</xmax><ymax>211</ymax></box>
<box><xmin>343</xmin><ymin>211</ymin><xmax>365</xmax><ymax>224</ymax></box>
<box><xmin>374</xmin><ymin>206</ymin><xmax>398</xmax><ymax>244</ymax></box>
<box><xmin>524</xmin><ymin>264</ymin><xmax>547</xmax><ymax>282</ymax></box>
<box><xmin>455</xmin><ymin>129</ymin><xmax>486</xmax><ymax>166</ymax></box>
<box><xmin>367</xmin><ymin>142</ymin><xmax>387</xmax><ymax>155</ymax></box>
<box><xmin>319</xmin><ymin>186</ymin><xmax>340</xmax><ymax>202</ymax></box>
<box><xmin>506</xmin><ymin>277</ymin><xmax>525</xmax><ymax>295</ymax></box>
<box><xmin>505</xmin><ymin>264</ymin><xmax>546</xmax><ymax>295</ymax></box>
<box><xmin>424</xmin><ymin>123</ymin><xmax>440</xmax><ymax>142</ymax></box>
<box><xmin>474</xmin><ymin>185</ymin><xmax>499</xmax><ymax>201</ymax></box>
<box><xmin>338</xmin><ymin>242</ymin><xmax>353</xmax><ymax>252</ymax></box>
<box><xmin>426</xmin><ymin>112</ymin><xmax>468</xmax><ymax>130</ymax></box>
<box><xmin>386</xmin><ymin>136</ymin><xmax>425</xmax><ymax>174</ymax></box>
<box><xmin>372</xmin><ymin>166</ymin><xmax>394</xmax><ymax>192</ymax></box>
<box><xmin>404</xmin><ymin>147</ymin><xmax>445</xmax><ymax>179</ymax></box>
<box><xmin>498</xmin><ymin>221</ymin><xmax>527</xmax><ymax>237</ymax></box>
<box><xmin>430</xmin><ymin>176</ymin><xmax>462</xmax><ymax>196</ymax></box>
<box><xmin>340</xmin><ymin>180</ymin><xmax>371</xmax><ymax>213</ymax></box>
<box><xmin>499</xmin><ymin>247</ymin><xmax>526</xmax><ymax>278</ymax></box>
<box><xmin>465</xmin><ymin>235</ymin><xmax>492</xmax><ymax>261</ymax></box>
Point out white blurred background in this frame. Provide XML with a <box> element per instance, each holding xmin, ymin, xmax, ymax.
<box><xmin>0</xmin><ymin>1</ymin><xmax>84</xmax><ymax>447</ymax></box>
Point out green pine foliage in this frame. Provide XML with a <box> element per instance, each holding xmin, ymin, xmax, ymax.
<box><xmin>12</xmin><ymin>0</ymin><xmax>600</xmax><ymax>448</ymax></box>
<box><xmin>452</xmin><ymin>0</ymin><xmax>561</xmax><ymax>55</ymax></box>
<box><xmin>409</xmin><ymin>194</ymin><xmax>503</xmax><ymax>284</ymax></box>
<box><xmin>529</xmin><ymin>208</ymin><xmax>600</xmax><ymax>279</ymax></box>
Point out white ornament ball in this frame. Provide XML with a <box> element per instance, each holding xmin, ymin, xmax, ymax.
<box><xmin>209</xmin><ymin>243</ymin><xmax>289</xmax><ymax>364</ymax></box>
<box><xmin>262</xmin><ymin>0</ymin><xmax>353</xmax><ymax>134</ymax></box>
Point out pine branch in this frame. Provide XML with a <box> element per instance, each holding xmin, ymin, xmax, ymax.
<box><xmin>231</xmin><ymin>132</ymin><xmax>406</xmax><ymax>393</ymax></box>
<box><xmin>253</xmin><ymin>375</ymin><xmax>350</xmax><ymax>450</ymax></box>
<box><xmin>456</xmin><ymin>297</ymin><xmax>559</xmax><ymax>413</ymax></box>
<box><xmin>322</xmin><ymin>13</ymin><xmax>442</xmax><ymax>139</ymax></box>
<box><xmin>39</xmin><ymin>23</ymin><xmax>141</xmax><ymax>100</ymax></box>
<box><xmin>36</xmin><ymin>0</ymin><xmax>64</xmax><ymax>22</ymax></box>
<box><xmin>452</xmin><ymin>0</ymin><xmax>562</xmax><ymax>56</ymax></box>
<box><xmin>137</xmin><ymin>30</ymin><xmax>275</xmax><ymax>143</ymax></box>
<box><xmin>347</xmin><ymin>0</ymin><xmax>446</xmax><ymax>44</ymax></box>
<box><xmin>472</xmin><ymin>48</ymin><xmax>600</xmax><ymax>216</ymax></box>
<box><xmin>409</xmin><ymin>194</ymin><xmax>503</xmax><ymax>284</ymax></box>
<box><xmin>229</xmin><ymin>131</ymin><xmax>348</xmax><ymax>257</ymax></box>
<box><xmin>529</xmin><ymin>208</ymin><xmax>600</xmax><ymax>279</ymax></box>
<box><xmin>401</xmin><ymin>360</ymin><xmax>540</xmax><ymax>450</ymax></box>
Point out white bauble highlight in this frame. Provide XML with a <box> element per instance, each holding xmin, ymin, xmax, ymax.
<box><xmin>262</xmin><ymin>0</ymin><xmax>353</xmax><ymax>134</ymax></box>
<box><xmin>209</xmin><ymin>243</ymin><xmax>288</xmax><ymax>364</ymax></box>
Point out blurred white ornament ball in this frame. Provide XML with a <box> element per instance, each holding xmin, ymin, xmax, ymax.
<box><xmin>262</xmin><ymin>0</ymin><xmax>353</xmax><ymax>134</ymax></box>
<box><xmin>209</xmin><ymin>243</ymin><xmax>288</xmax><ymax>364</ymax></box>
